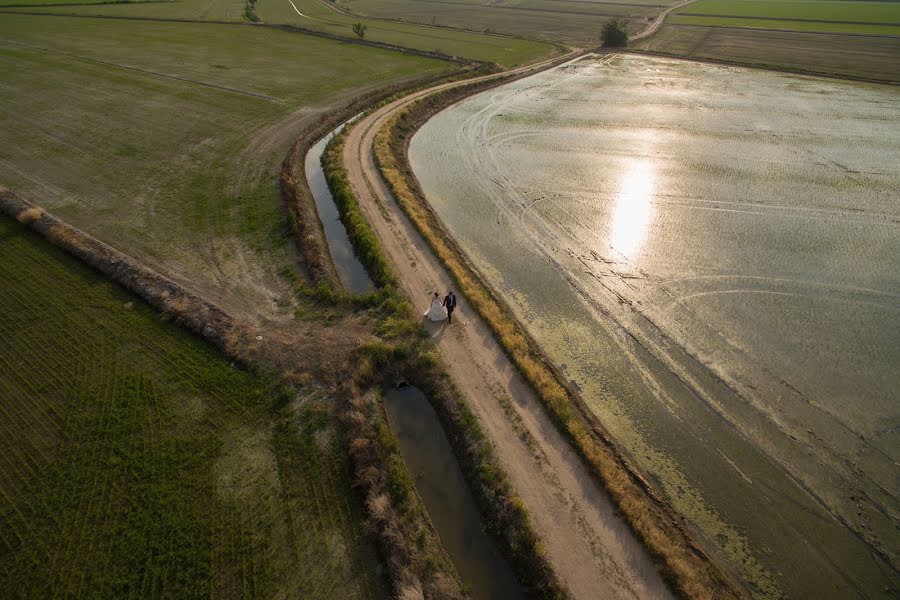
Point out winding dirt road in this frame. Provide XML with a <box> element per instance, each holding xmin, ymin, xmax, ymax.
<box><xmin>631</xmin><ymin>0</ymin><xmax>699</xmax><ymax>42</ymax></box>
<box><xmin>341</xmin><ymin>52</ymin><xmax>677</xmax><ymax>599</ymax></box>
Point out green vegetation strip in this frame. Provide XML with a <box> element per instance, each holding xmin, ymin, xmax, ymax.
<box><xmin>677</xmin><ymin>0</ymin><xmax>900</xmax><ymax>23</ymax></box>
<box><xmin>374</xmin><ymin>79</ymin><xmax>749</xmax><ymax>600</ymax></box>
<box><xmin>670</xmin><ymin>14</ymin><xmax>900</xmax><ymax>35</ymax></box>
<box><xmin>321</xmin><ymin>127</ymin><xmax>569</xmax><ymax>599</ymax></box>
<box><xmin>0</xmin><ymin>213</ymin><xmax>379</xmax><ymax>598</ymax></box>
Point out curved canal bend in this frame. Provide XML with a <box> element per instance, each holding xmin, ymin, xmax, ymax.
<box><xmin>409</xmin><ymin>53</ymin><xmax>899</xmax><ymax>599</ymax></box>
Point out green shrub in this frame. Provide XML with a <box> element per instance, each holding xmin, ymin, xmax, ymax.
<box><xmin>601</xmin><ymin>19</ymin><xmax>628</xmax><ymax>47</ymax></box>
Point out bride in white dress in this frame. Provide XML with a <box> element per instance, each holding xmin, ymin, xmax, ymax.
<box><xmin>424</xmin><ymin>291</ymin><xmax>448</xmax><ymax>322</ymax></box>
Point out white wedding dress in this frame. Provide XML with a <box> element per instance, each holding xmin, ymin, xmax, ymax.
<box><xmin>424</xmin><ymin>297</ymin><xmax>448</xmax><ymax>322</ymax></box>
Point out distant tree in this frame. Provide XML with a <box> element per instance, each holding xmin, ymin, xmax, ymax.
<box><xmin>353</xmin><ymin>22</ymin><xmax>367</xmax><ymax>39</ymax></box>
<box><xmin>600</xmin><ymin>19</ymin><xmax>628</xmax><ymax>47</ymax></box>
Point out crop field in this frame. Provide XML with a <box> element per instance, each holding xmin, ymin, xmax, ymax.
<box><xmin>0</xmin><ymin>0</ymin><xmax>553</xmax><ymax>65</ymax></box>
<box><xmin>678</xmin><ymin>0</ymin><xmax>900</xmax><ymax>22</ymax></box>
<box><xmin>673</xmin><ymin>0</ymin><xmax>900</xmax><ymax>35</ymax></box>
<box><xmin>0</xmin><ymin>215</ymin><xmax>381</xmax><ymax>597</ymax></box>
<box><xmin>334</xmin><ymin>0</ymin><xmax>661</xmax><ymax>44</ymax></box>
<box><xmin>637</xmin><ymin>23</ymin><xmax>900</xmax><ymax>81</ymax></box>
<box><xmin>0</xmin><ymin>13</ymin><xmax>457</xmax><ymax>321</ymax></box>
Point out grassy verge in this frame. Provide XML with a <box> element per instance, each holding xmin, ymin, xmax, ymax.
<box><xmin>0</xmin><ymin>213</ymin><xmax>381</xmax><ymax>598</ymax></box>
<box><xmin>373</xmin><ymin>78</ymin><xmax>748</xmax><ymax>600</ymax></box>
<box><xmin>320</xmin><ymin>121</ymin><xmax>570</xmax><ymax>599</ymax></box>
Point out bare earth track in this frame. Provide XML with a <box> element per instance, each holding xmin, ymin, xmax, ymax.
<box><xmin>342</xmin><ymin>53</ymin><xmax>680</xmax><ymax>599</ymax></box>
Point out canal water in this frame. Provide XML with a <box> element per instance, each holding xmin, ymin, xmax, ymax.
<box><xmin>305</xmin><ymin>126</ymin><xmax>374</xmax><ymax>294</ymax></box>
<box><xmin>383</xmin><ymin>385</ymin><xmax>524</xmax><ymax>600</ymax></box>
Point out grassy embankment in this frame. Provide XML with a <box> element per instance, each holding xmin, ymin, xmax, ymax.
<box><xmin>319</xmin><ymin>129</ymin><xmax>570</xmax><ymax>599</ymax></box>
<box><xmin>0</xmin><ymin>214</ymin><xmax>381</xmax><ymax>598</ymax></box>
<box><xmin>370</xmin><ymin>79</ymin><xmax>748</xmax><ymax>600</ymax></box>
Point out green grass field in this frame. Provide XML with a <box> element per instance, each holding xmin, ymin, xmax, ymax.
<box><xmin>334</xmin><ymin>0</ymin><xmax>660</xmax><ymax>44</ymax></box>
<box><xmin>0</xmin><ymin>0</ymin><xmax>553</xmax><ymax>64</ymax></box>
<box><xmin>674</xmin><ymin>0</ymin><xmax>900</xmax><ymax>34</ymax></box>
<box><xmin>0</xmin><ymin>14</ymin><xmax>455</xmax><ymax>320</ymax></box>
<box><xmin>680</xmin><ymin>0</ymin><xmax>900</xmax><ymax>22</ymax></box>
<box><xmin>0</xmin><ymin>214</ymin><xmax>381</xmax><ymax>597</ymax></box>
<box><xmin>0</xmin><ymin>0</ymin><xmax>162</xmax><ymax>5</ymax></box>
<box><xmin>671</xmin><ymin>14</ymin><xmax>900</xmax><ymax>34</ymax></box>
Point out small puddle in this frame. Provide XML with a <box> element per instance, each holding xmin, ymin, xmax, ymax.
<box><xmin>304</xmin><ymin>124</ymin><xmax>374</xmax><ymax>294</ymax></box>
<box><xmin>384</xmin><ymin>385</ymin><xmax>525</xmax><ymax>600</ymax></box>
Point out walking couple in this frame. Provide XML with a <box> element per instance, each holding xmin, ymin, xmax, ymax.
<box><xmin>424</xmin><ymin>290</ymin><xmax>457</xmax><ymax>324</ymax></box>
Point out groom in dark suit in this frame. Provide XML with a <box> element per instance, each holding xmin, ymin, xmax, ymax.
<box><xmin>443</xmin><ymin>290</ymin><xmax>457</xmax><ymax>324</ymax></box>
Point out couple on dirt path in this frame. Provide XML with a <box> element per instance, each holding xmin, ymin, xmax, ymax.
<box><xmin>424</xmin><ymin>290</ymin><xmax>457</xmax><ymax>324</ymax></box>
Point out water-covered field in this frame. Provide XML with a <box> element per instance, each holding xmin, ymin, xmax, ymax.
<box><xmin>409</xmin><ymin>54</ymin><xmax>899</xmax><ymax>599</ymax></box>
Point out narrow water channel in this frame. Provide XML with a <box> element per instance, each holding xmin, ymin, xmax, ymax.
<box><xmin>383</xmin><ymin>385</ymin><xmax>524</xmax><ymax>600</ymax></box>
<box><xmin>304</xmin><ymin>126</ymin><xmax>374</xmax><ymax>294</ymax></box>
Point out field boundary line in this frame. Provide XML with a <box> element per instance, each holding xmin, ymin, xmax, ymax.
<box><xmin>311</xmin><ymin>0</ymin><xmax>570</xmax><ymax>59</ymax></box>
<box><xmin>657</xmin><ymin>20</ymin><xmax>900</xmax><ymax>39</ymax></box>
<box><xmin>626</xmin><ymin>46</ymin><xmax>900</xmax><ymax>85</ymax></box>
<box><xmin>679</xmin><ymin>12</ymin><xmax>900</xmax><ymax>27</ymax></box>
<box><xmin>0</xmin><ymin>189</ymin><xmax>256</xmax><ymax>366</ymax></box>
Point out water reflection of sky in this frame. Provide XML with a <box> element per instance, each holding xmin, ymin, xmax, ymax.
<box><xmin>610</xmin><ymin>157</ymin><xmax>655</xmax><ymax>259</ymax></box>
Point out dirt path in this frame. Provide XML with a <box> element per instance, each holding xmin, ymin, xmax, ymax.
<box><xmin>341</xmin><ymin>54</ymin><xmax>675</xmax><ymax>599</ymax></box>
<box><xmin>631</xmin><ymin>0</ymin><xmax>701</xmax><ymax>42</ymax></box>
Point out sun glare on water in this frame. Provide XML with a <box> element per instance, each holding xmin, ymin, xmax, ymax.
<box><xmin>610</xmin><ymin>158</ymin><xmax>655</xmax><ymax>259</ymax></box>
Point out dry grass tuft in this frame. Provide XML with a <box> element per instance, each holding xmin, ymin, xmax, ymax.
<box><xmin>396</xmin><ymin>579</ymin><xmax>425</xmax><ymax>600</ymax></box>
<box><xmin>367</xmin><ymin>492</ymin><xmax>390</xmax><ymax>521</ymax></box>
<box><xmin>16</xmin><ymin>207</ymin><xmax>44</xmax><ymax>224</ymax></box>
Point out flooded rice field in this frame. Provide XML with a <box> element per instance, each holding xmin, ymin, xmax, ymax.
<box><xmin>409</xmin><ymin>54</ymin><xmax>899</xmax><ymax>599</ymax></box>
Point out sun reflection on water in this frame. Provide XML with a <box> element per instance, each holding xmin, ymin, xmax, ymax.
<box><xmin>610</xmin><ymin>158</ymin><xmax>655</xmax><ymax>259</ymax></box>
